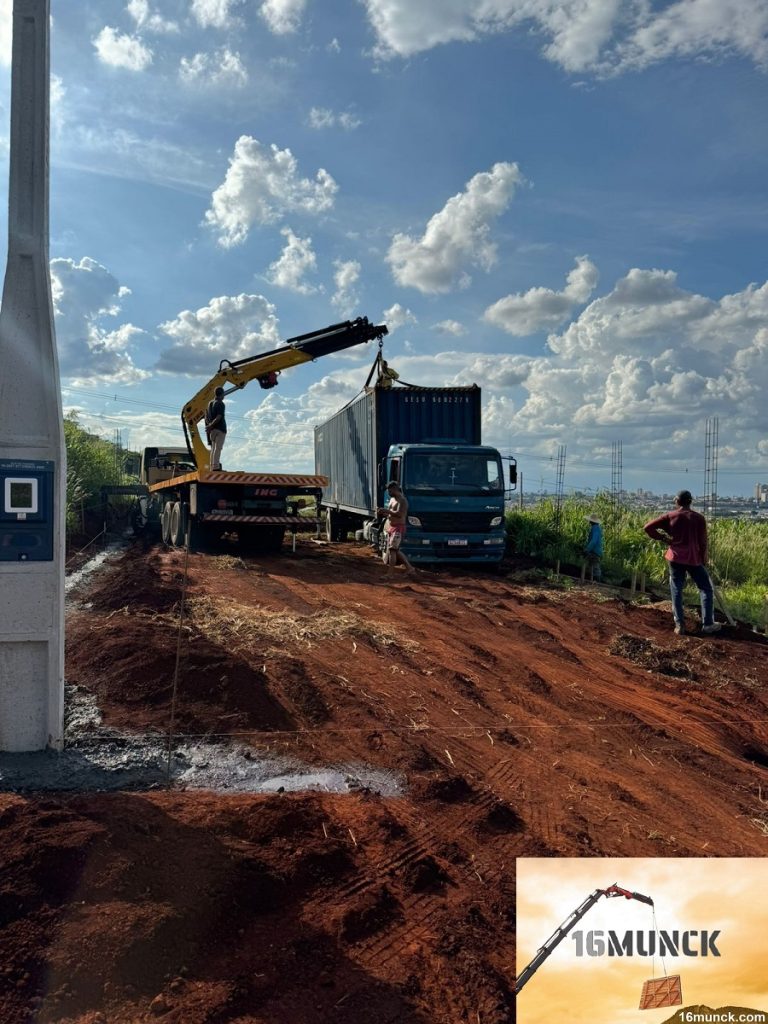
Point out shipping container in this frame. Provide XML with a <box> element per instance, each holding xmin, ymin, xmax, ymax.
<box><xmin>314</xmin><ymin>385</ymin><xmax>482</xmax><ymax>517</ymax></box>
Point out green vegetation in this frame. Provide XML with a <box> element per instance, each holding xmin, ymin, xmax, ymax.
<box><xmin>506</xmin><ymin>496</ymin><xmax>768</xmax><ymax>627</ymax></box>
<box><xmin>64</xmin><ymin>414</ymin><xmax>138</xmax><ymax>535</ymax></box>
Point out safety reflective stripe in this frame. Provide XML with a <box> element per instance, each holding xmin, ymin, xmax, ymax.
<box><xmin>201</xmin><ymin>472</ymin><xmax>328</xmax><ymax>485</ymax></box>
<box><xmin>201</xmin><ymin>514</ymin><xmax>322</xmax><ymax>525</ymax></box>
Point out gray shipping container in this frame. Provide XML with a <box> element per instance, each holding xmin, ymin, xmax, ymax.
<box><xmin>314</xmin><ymin>385</ymin><xmax>482</xmax><ymax>516</ymax></box>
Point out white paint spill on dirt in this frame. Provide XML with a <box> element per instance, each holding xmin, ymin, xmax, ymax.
<box><xmin>65</xmin><ymin>543</ymin><xmax>122</xmax><ymax>594</ymax></box>
<box><xmin>0</xmin><ymin>730</ymin><xmax>403</xmax><ymax>796</ymax></box>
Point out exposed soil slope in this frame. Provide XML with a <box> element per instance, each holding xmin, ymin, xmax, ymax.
<box><xmin>2</xmin><ymin>540</ymin><xmax>767</xmax><ymax>1024</ymax></box>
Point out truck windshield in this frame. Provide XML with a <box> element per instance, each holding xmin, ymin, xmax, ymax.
<box><xmin>405</xmin><ymin>453</ymin><xmax>503</xmax><ymax>495</ymax></box>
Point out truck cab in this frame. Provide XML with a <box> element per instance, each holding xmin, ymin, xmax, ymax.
<box><xmin>375</xmin><ymin>443</ymin><xmax>508</xmax><ymax>564</ymax></box>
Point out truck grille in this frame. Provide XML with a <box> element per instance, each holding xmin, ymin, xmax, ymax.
<box><xmin>416</xmin><ymin>512</ymin><xmax>494</xmax><ymax>532</ymax></box>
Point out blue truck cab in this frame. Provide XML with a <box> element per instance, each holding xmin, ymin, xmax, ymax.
<box><xmin>382</xmin><ymin>443</ymin><xmax>507</xmax><ymax>563</ymax></box>
<box><xmin>314</xmin><ymin>384</ymin><xmax>513</xmax><ymax>566</ymax></box>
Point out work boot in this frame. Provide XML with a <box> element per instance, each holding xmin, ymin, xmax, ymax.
<box><xmin>701</xmin><ymin>622</ymin><xmax>722</xmax><ymax>634</ymax></box>
<box><xmin>673</xmin><ymin>623</ymin><xmax>686</xmax><ymax>636</ymax></box>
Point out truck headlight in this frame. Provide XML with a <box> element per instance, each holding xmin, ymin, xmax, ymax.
<box><xmin>490</xmin><ymin>516</ymin><xmax>503</xmax><ymax>527</ymax></box>
<box><xmin>407</xmin><ymin>516</ymin><xmax>422</xmax><ymax>527</ymax></box>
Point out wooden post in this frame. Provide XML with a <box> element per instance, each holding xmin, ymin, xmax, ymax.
<box><xmin>640</xmin><ymin>572</ymin><xmax>646</xmax><ymax>594</ymax></box>
<box><xmin>630</xmin><ymin>569</ymin><xmax>637</xmax><ymax>596</ymax></box>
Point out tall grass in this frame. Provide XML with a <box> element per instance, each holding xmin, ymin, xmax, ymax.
<box><xmin>506</xmin><ymin>496</ymin><xmax>768</xmax><ymax>626</ymax></box>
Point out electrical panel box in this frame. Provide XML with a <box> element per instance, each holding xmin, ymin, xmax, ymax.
<box><xmin>0</xmin><ymin>459</ymin><xmax>55</xmax><ymax>561</ymax></box>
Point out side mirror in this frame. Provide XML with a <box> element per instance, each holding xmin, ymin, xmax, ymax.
<box><xmin>509</xmin><ymin>458</ymin><xmax>518</xmax><ymax>490</ymax></box>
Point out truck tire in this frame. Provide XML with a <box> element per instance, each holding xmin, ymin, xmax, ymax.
<box><xmin>161</xmin><ymin>502</ymin><xmax>173</xmax><ymax>545</ymax></box>
<box><xmin>169</xmin><ymin>502</ymin><xmax>187</xmax><ymax>547</ymax></box>
<box><xmin>325</xmin><ymin>508</ymin><xmax>346</xmax><ymax>542</ymax></box>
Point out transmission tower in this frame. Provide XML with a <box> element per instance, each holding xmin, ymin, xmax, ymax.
<box><xmin>703</xmin><ymin>417</ymin><xmax>719</xmax><ymax>562</ymax></box>
<box><xmin>553</xmin><ymin>445</ymin><xmax>567</xmax><ymax>535</ymax></box>
<box><xmin>703</xmin><ymin>417</ymin><xmax>719</xmax><ymax>520</ymax></box>
<box><xmin>611</xmin><ymin>440</ymin><xmax>623</xmax><ymax>516</ymax></box>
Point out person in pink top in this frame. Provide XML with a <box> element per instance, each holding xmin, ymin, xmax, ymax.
<box><xmin>643</xmin><ymin>490</ymin><xmax>721</xmax><ymax>636</ymax></box>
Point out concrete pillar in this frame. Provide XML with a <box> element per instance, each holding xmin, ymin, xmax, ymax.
<box><xmin>0</xmin><ymin>0</ymin><xmax>65</xmax><ymax>751</ymax></box>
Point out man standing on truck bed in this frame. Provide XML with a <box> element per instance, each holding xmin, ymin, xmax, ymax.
<box><xmin>643</xmin><ymin>489</ymin><xmax>721</xmax><ymax>636</ymax></box>
<box><xmin>378</xmin><ymin>481</ymin><xmax>415</xmax><ymax>574</ymax></box>
<box><xmin>205</xmin><ymin>386</ymin><xmax>227</xmax><ymax>471</ymax></box>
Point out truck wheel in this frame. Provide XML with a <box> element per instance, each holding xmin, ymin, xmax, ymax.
<box><xmin>169</xmin><ymin>502</ymin><xmax>187</xmax><ymax>547</ymax></box>
<box><xmin>161</xmin><ymin>502</ymin><xmax>173</xmax><ymax>545</ymax></box>
<box><xmin>325</xmin><ymin>508</ymin><xmax>338</xmax><ymax>542</ymax></box>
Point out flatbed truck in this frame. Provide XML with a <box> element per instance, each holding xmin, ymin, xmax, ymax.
<box><xmin>136</xmin><ymin>317</ymin><xmax>387</xmax><ymax>552</ymax></box>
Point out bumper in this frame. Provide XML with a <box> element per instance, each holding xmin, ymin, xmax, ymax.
<box><xmin>402</xmin><ymin>534</ymin><xmax>506</xmax><ymax>563</ymax></box>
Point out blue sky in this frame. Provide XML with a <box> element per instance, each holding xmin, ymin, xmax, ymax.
<box><xmin>1</xmin><ymin>0</ymin><xmax>767</xmax><ymax>496</ymax></box>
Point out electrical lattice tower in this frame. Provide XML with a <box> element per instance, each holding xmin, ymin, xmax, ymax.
<box><xmin>704</xmin><ymin>419</ymin><xmax>719</xmax><ymax>515</ymax></box>
<box><xmin>611</xmin><ymin>440</ymin><xmax>623</xmax><ymax>517</ymax></box>
<box><xmin>553</xmin><ymin>445</ymin><xmax>567</xmax><ymax>537</ymax></box>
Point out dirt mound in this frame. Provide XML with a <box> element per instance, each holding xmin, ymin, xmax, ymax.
<box><xmin>609</xmin><ymin>633</ymin><xmax>696</xmax><ymax>678</ymax></box>
<box><xmin>84</xmin><ymin>548</ymin><xmax>183</xmax><ymax>614</ymax></box>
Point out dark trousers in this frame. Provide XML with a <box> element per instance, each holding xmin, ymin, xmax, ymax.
<box><xmin>669</xmin><ymin>562</ymin><xmax>714</xmax><ymax>627</ymax></box>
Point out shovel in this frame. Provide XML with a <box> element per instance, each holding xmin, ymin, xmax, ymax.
<box><xmin>712</xmin><ymin>584</ymin><xmax>735</xmax><ymax>626</ymax></box>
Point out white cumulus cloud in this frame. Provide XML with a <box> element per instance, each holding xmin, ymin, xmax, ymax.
<box><xmin>331</xmin><ymin>260</ymin><xmax>361</xmax><ymax>317</ymax></box>
<box><xmin>618</xmin><ymin>0</ymin><xmax>768</xmax><ymax>72</ymax></box>
<box><xmin>493</xmin><ymin>268</ymin><xmax>768</xmax><ymax>469</ymax></box>
<box><xmin>126</xmin><ymin>0</ymin><xmax>179</xmax><ymax>34</ymax></box>
<box><xmin>205</xmin><ymin>137</ymin><xmax>338</xmax><ymax>247</ymax></box>
<box><xmin>432</xmin><ymin>319</ymin><xmax>467</xmax><ymax>336</ymax></box>
<box><xmin>156</xmin><ymin>294</ymin><xmax>281</xmax><ymax>375</ymax></box>
<box><xmin>307</xmin><ymin>107</ymin><xmax>362</xmax><ymax>130</ymax></box>
<box><xmin>266</xmin><ymin>228</ymin><xmax>321</xmax><ymax>294</ymax></box>
<box><xmin>381</xmin><ymin>303</ymin><xmax>417</xmax><ymax>333</ymax></box>
<box><xmin>483</xmin><ymin>255</ymin><xmax>599</xmax><ymax>336</ymax></box>
<box><xmin>260</xmin><ymin>0</ymin><xmax>308</xmax><ymax>34</ymax></box>
<box><xmin>360</xmin><ymin>0</ymin><xmax>768</xmax><ymax>74</ymax></box>
<box><xmin>191</xmin><ymin>0</ymin><xmax>240</xmax><ymax>29</ymax></box>
<box><xmin>51</xmin><ymin>257</ymin><xmax>149</xmax><ymax>385</ymax></box>
<box><xmin>180</xmin><ymin>48</ymin><xmax>248</xmax><ymax>86</ymax></box>
<box><xmin>93</xmin><ymin>27</ymin><xmax>153</xmax><ymax>71</ymax></box>
<box><xmin>386</xmin><ymin>162</ymin><xmax>524</xmax><ymax>294</ymax></box>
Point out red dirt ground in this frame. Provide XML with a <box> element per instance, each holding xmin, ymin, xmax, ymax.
<box><xmin>2</xmin><ymin>540</ymin><xmax>768</xmax><ymax>1024</ymax></box>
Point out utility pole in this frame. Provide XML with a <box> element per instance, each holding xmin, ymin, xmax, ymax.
<box><xmin>0</xmin><ymin>0</ymin><xmax>65</xmax><ymax>751</ymax></box>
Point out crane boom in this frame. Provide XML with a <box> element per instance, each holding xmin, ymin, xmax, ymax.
<box><xmin>182</xmin><ymin>317</ymin><xmax>388</xmax><ymax>472</ymax></box>
<box><xmin>515</xmin><ymin>883</ymin><xmax>654</xmax><ymax>994</ymax></box>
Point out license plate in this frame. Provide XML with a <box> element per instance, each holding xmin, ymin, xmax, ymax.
<box><xmin>447</xmin><ymin>538</ymin><xmax>468</xmax><ymax>546</ymax></box>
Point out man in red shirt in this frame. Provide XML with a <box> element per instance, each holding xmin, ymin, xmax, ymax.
<box><xmin>643</xmin><ymin>490</ymin><xmax>721</xmax><ymax>636</ymax></box>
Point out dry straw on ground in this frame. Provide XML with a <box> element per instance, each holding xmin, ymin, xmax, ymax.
<box><xmin>185</xmin><ymin>595</ymin><xmax>419</xmax><ymax>655</ymax></box>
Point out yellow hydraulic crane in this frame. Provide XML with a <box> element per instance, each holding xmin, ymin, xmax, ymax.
<box><xmin>181</xmin><ymin>317</ymin><xmax>388</xmax><ymax>473</ymax></box>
